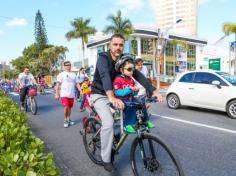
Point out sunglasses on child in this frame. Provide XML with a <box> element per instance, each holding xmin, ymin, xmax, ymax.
<box><xmin>124</xmin><ymin>67</ymin><xmax>135</xmax><ymax>72</ymax></box>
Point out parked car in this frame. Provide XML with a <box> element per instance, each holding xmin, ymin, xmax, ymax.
<box><xmin>166</xmin><ymin>70</ymin><xmax>236</xmax><ymax>119</ymax></box>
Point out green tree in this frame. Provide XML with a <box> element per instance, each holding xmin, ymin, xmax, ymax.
<box><xmin>103</xmin><ymin>10</ymin><xmax>133</xmax><ymax>39</ymax></box>
<box><xmin>223</xmin><ymin>22</ymin><xmax>236</xmax><ymax>75</ymax></box>
<box><xmin>11</xmin><ymin>56</ymin><xmax>30</xmax><ymax>73</ymax></box>
<box><xmin>11</xmin><ymin>44</ymin><xmax>67</xmax><ymax>75</ymax></box>
<box><xmin>35</xmin><ymin>10</ymin><xmax>48</xmax><ymax>51</ymax></box>
<box><xmin>65</xmin><ymin>18</ymin><xmax>96</xmax><ymax>66</ymax></box>
<box><xmin>0</xmin><ymin>70</ymin><xmax>18</xmax><ymax>79</ymax></box>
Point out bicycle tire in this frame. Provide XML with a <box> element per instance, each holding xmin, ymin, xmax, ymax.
<box><xmin>30</xmin><ymin>97</ymin><xmax>37</xmax><ymax>115</ymax></box>
<box><xmin>83</xmin><ymin>117</ymin><xmax>103</xmax><ymax>166</ymax></box>
<box><xmin>130</xmin><ymin>133</ymin><xmax>184</xmax><ymax>176</ymax></box>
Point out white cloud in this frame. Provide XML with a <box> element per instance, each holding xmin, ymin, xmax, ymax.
<box><xmin>5</xmin><ymin>18</ymin><xmax>28</xmax><ymax>27</ymax></box>
<box><xmin>115</xmin><ymin>0</ymin><xmax>144</xmax><ymax>11</ymax></box>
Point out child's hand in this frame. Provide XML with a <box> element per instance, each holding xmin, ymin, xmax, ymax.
<box><xmin>130</xmin><ymin>86</ymin><xmax>139</xmax><ymax>92</ymax></box>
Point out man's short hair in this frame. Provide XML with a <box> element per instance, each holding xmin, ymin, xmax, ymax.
<box><xmin>63</xmin><ymin>61</ymin><xmax>71</xmax><ymax>66</ymax></box>
<box><xmin>110</xmin><ymin>34</ymin><xmax>125</xmax><ymax>41</ymax></box>
<box><xmin>135</xmin><ymin>58</ymin><xmax>144</xmax><ymax>65</ymax></box>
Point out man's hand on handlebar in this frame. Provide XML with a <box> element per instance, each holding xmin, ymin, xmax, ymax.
<box><xmin>109</xmin><ymin>97</ymin><xmax>125</xmax><ymax>110</ymax></box>
<box><xmin>152</xmin><ymin>90</ymin><xmax>163</xmax><ymax>102</ymax></box>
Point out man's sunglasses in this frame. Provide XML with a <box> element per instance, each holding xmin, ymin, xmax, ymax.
<box><xmin>124</xmin><ymin>67</ymin><xmax>134</xmax><ymax>72</ymax></box>
<box><xmin>64</xmin><ymin>64</ymin><xmax>71</xmax><ymax>66</ymax></box>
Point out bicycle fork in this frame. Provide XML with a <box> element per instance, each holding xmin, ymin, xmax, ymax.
<box><xmin>138</xmin><ymin>136</ymin><xmax>157</xmax><ymax>168</ymax></box>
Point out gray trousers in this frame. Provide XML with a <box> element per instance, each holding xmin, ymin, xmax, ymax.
<box><xmin>90</xmin><ymin>94</ymin><xmax>114</xmax><ymax>163</ymax></box>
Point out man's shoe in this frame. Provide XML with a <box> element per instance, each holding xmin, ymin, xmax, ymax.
<box><xmin>147</xmin><ymin>120</ymin><xmax>155</xmax><ymax>129</ymax></box>
<box><xmin>64</xmin><ymin>121</ymin><xmax>69</xmax><ymax>128</ymax></box>
<box><xmin>124</xmin><ymin>125</ymin><xmax>136</xmax><ymax>133</ymax></box>
<box><xmin>103</xmin><ymin>161</ymin><xmax>116</xmax><ymax>172</ymax></box>
<box><xmin>68</xmin><ymin>119</ymin><xmax>75</xmax><ymax>126</ymax></box>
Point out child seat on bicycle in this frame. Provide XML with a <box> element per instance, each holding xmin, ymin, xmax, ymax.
<box><xmin>113</xmin><ymin>55</ymin><xmax>155</xmax><ymax>133</ymax></box>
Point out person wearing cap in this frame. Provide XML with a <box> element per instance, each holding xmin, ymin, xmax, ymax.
<box><xmin>55</xmin><ymin>61</ymin><xmax>81</xmax><ymax>128</ymax></box>
<box><xmin>90</xmin><ymin>34</ymin><xmax>163</xmax><ymax>172</ymax></box>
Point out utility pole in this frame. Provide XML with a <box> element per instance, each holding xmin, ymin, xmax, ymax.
<box><xmin>156</xmin><ymin>28</ymin><xmax>161</xmax><ymax>90</ymax></box>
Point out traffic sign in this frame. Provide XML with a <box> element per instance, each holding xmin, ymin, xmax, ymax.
<box><xmin>209</xmin><ymin>58</ymin><xmax>221</xmax><ymax>71</ymax></box>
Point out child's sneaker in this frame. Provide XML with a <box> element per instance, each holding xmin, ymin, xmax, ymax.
<box><xmin>68</xmin><ymin>119</ymin><xmax>75</xmax><ymax>126</ymax></box>
<box><xmin>64</xmin><ymin>121</ymin><xmax>69</xmax><ymax>128</ymax></box>
<box><xmin>124</xmin><ymin>125</ymin><xmax>136</xmax><ymax>133</ymax></box>
<box><xmin>147</xmin><ymin>120</ymin><xmax>155</xmax><ymax>129</ymax></box>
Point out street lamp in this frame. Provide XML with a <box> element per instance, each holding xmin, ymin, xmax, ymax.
<box><xmin>155</xmin><ymin>19</ymin><xmax>183</xmax><ymax>89</ymax></box>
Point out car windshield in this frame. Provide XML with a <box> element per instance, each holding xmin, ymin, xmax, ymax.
<box><xmin>216</xmin><ymin>72</ymin><xmax>236</xmax><ymax>86</ymax></box>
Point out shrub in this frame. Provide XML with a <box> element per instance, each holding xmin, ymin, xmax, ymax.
<box><xmin>0</xmin><ymin>90</ymin><xmax>59</xmax><ymax>176</ymax></box>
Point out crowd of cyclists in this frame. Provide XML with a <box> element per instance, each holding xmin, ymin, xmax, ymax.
<box><xmin>1</xmin><ymin>33</ymin><xmax>165</xmax><ymax>174</ymax></box>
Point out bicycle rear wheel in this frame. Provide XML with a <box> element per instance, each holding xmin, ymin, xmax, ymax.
<box><xmin>130</xmin><ymin>133</ymin><xmax>184</xmax><ymax>176</ymax></box>
<box><xmin>83</xmin><ymin>117</ymin><xmax>103</xmax><ymax>165</ymax></box>
<box><xmin>29</xmin><ymin>97</ymin><xmax>37</xmax><ymax>115</ymax></box>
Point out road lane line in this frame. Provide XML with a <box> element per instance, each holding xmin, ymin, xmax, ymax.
<box><xmin>152</xmin><ymin>114</ymin><xmax>236</xmax><ymax>134</ymax></box>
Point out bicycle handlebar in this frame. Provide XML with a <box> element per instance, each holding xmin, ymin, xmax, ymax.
<box><xmin>124</xmin><ymin>96</ymin><xmax>158</xmax><ymax>108</ymax></box>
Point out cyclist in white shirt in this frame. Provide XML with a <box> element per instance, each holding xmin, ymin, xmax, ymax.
<box><xmin>17</xmin><ymin>67</ymin><xmax>37</xmax><ymax>110</ymax></box>
<box><xmin>55</xmin><ymin>61</ymin><xmax>81</xmax><ymax>128</ymax></box>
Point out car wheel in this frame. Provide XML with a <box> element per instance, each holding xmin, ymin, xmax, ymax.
<box><xmin>167</xmin><ymin>94</ymin><xmax>180</xmax><ymax>109</ymax></box>
<box><xmin>226</xmin><ymin>100</ymin><xmax>236</xmax><ymax>119</ymax></box>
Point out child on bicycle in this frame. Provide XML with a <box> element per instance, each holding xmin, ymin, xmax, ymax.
<box><xmin>113</xmin><ymin>55</ymin><xmax>155</xmax><ymax>133</ymax></box>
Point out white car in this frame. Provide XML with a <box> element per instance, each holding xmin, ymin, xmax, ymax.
<box><xmin>166</xmin><ymin>70</ymin><xmax>236</xmax><ymax>119</ymax></box>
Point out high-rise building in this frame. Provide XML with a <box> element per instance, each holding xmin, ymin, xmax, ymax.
<box><xmin>152</xmin><ymin>0</ymin><xmax>198</xmax><ymax>36</ymax></box>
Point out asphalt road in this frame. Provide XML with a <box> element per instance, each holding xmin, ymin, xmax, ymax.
<box><xmin>10</xmin><ymin>90</ymin><xmax>236</xmax><ymax>176</ymax></box>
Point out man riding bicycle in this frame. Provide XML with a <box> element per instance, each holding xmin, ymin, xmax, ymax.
<box><xmin>17</xmin><ymin>67</ymin><xmax>37</xmax><ymax>111</ymax></box>
<box><xmin>90</xmin><ymin>34</ymin><xmax>163</xmax><ymax>172</ymax></box>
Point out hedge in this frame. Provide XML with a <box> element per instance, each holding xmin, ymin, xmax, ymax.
<box><xmin>0</xmin><ymin>90</ymin><xmax>59</xmax><ymax>176</ymax></box>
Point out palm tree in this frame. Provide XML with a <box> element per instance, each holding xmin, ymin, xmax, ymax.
<box><xmin>66</xmin><ymin>18</ymin><xmax>96</xmax><ymax>66</ymax></box>
<box><xmin>104</xmin><ymin>10</ymin><xmax>133</xmax><ymax>39</ymax></box>
<box><xmin>223</xmin><ymin>22</ymin><xmax>236</xmax><ymax>75</ymax></box>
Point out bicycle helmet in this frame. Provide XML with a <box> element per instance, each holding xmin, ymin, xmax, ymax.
<box><xmin>115</xmin><ymin>55</ymin><xmax>134</xmax><ymax>72</ymax></box>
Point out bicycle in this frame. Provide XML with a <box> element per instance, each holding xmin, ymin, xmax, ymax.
<box><xmin>38</xmin><ymin>84</ymin><xmax>46</xmax><ymax>95</ymax></box>
<box><xmin>24</xmin><ymin>85</ymin><xmax>38</xmax><ymax>115</ymax></box>
<box><xmin>81</xmin><ymin>97</ymin><xmax>185</xmax><ymax>176</ymax></box>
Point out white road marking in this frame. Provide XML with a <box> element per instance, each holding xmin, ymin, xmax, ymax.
<box><xmin>152</xmin><ymin>114</ymin><xmax>236</xmax><ymax>134</ymax></box>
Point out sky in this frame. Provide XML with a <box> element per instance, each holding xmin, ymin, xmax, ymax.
<box><xmin>0</xmin><ymin>0</ymin><xmax>235</xmax><ymax>64</ymax></box>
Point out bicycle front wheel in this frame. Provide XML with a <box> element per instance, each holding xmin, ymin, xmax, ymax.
<box><xmin>130</xmin><ymin>133</ymin><xmax>184</xmax><ymax>176</ymax></box>
<box><xmin>29</xmin><ymin>97</ymin><xmax>37</xmax><ymax>115</ymax></box>
<box><xmin>83</xmin><ymin>117</ymin><xmax>103</xmax><ymax>166</ymax></box>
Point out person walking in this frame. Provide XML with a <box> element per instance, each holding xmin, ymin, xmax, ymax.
<box><xmin>55</xmin><ymin>61</ymin><xmax>81</xmax><ymax>128</ymax></box>
<box><xmin>90</xmin><ymin>34</ymin><xmax>163</xmax><ymax>172</ymax></box>
<box><xmin>17</xmin><ymin>67</ymin><xmax>37</xmax><ymax>110</ymax></box>
<box><xmin>135</xmin><ymin>58</ymin><xmax>149</xmax><ymax>97</ymax></box>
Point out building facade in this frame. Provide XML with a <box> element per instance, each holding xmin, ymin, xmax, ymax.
<box><xmin>152</xmin><ymin>0</ymin><xmax>198</xmax><ymax>36</ymax></box>
<box><xmin>86</xmin><ymin>29</ymin><xmax>207</xmax><ymax>83</ymax></box>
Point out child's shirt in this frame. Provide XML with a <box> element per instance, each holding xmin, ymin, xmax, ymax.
<box><xmin>113</xmin><ymin>75</ymin><xmax>137</xmax><ymax>100</ymax></box>
<box><xmin>81</xmin><ymin>81</ymin><xmax>90</xmax><ymax>94</ymax></box>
